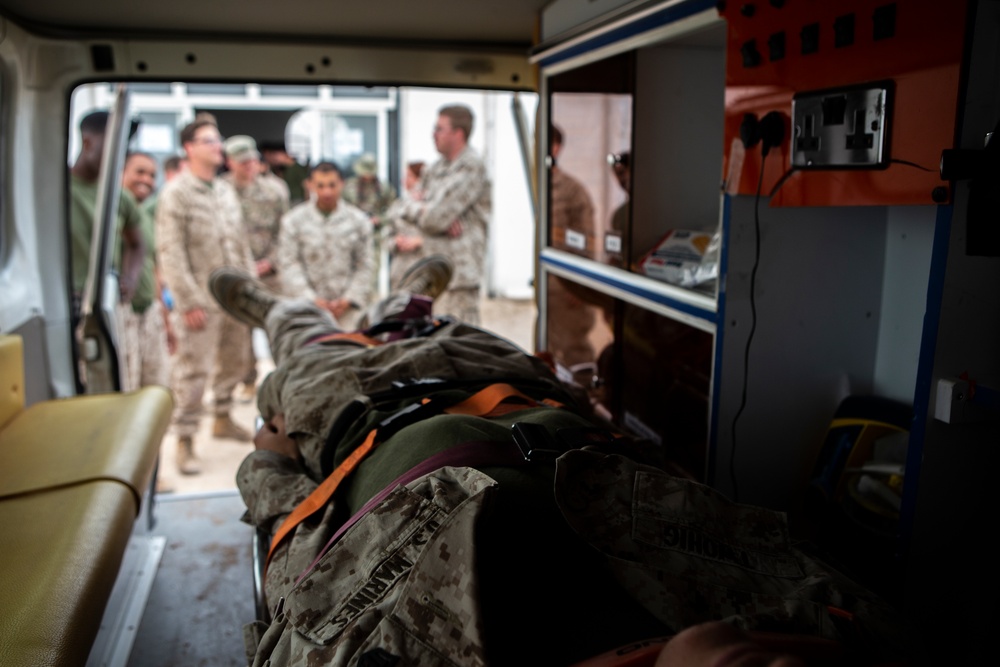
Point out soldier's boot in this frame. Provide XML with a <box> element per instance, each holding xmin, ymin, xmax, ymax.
<box><xmin>176</xmin><ymin>436</ymin><xmax>201</xmax><ymax>476</ymax></box>
<box><xmin>394</xmin><ymin>254</ymin><xmax>453</xmax><ymax>299</ymax></box>
<box><xmin>213</xmin><ymin>414</ymin><xmax>252</xmax><ymax>442</ymax></box>
<box><xmin>208</xmin><ymin>267</ymin><xmax>278</xmax><ymax>329</ymax></box>
<box><xmin>359</xmin><ymin>255</ymin><xmax>455</xmax><ymax>329</ymax></box>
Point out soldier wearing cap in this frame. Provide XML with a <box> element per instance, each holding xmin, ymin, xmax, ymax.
<box><xmin>155</xmin><ymin>118</ymin><xmax>257</xmax><ymax>474</ymax></box>
<box><xmin>222</xmin><ymin>135</ymin><xmax>290</xmax><ymax>400</ymax></box>
<box><xmin>277</xmin><ymin>161</ymin><xmax>375</xmax><ymax>330</ymax></box>
<box><xmin>343</xmin><ymin>152</ymin><xmax>397</xmax><ymax>226</ymax></box>
<box><xmin>343</xmin><ymin>153</ymin><xmax>397</xmax><ymax>297</ymax></box>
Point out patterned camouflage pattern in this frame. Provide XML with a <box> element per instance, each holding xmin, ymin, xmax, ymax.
<box><xmin>382</xmin><ymin>197</ymin><xmax>427</xmax><ymax>290</ymax></box>
<box><xmin>242</xmin><ymin>466</ymin><xmax>495</xmax><ymax>667</ymax></box>
<box><xmin>248</xmin><ymin>299</ymin><xmax>559</xmax><ymax>480</ymax></box>
<box><xmin>155</xmin><ymin>171</ymin><xmax>255</xmax><ymax>311</ymax></box>
<box><xmin>342</xmin><ymin>176</ymin><xmax>397</xmax><ymax>221</ymax></box>
<box><xmin>223</xmin><ymin>172</ymin><xmax>289</xmax><ymax>265</ymax></box>
<box><xmin>121</xmin><ymin>300</ymin><xmax>170</xmax><ymax>391</ymax></box>
<box><xmin>433</xmin><ymin>287</ymin><xmax>481</xmax><ymax>326</ymax></box>
<box><xmin>277</xmin><ymin>201</ymin><xmax>375</xmax><ymax>329</ymax></box>
<box><xmin>553</xmin><ymin>449</ymin><xmax>913</xmax><ymax>659</ymax></box>
<box><xmin>397</xmin><ymin>146</ymin><xmax>490</xmax><ymax>297</ymax></box>
<box><xmin>237</xmin><ymin>301</ymin><xmax>912</xmax><ymax>666</ymax></box>
<box><xmin>155</xmin><ymin>171</ymin><xmax>255</xmax><ymax>435</ymax></box>
<box><xmin>169</xmin><ymin>307</ymin><xmax>252</xmax><ymax>436</ymax></box>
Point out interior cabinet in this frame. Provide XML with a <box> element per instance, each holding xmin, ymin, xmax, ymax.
<box><xmin>536</xmin><ymin>4</ymin><xmax>726</xmax><ymax>481</ymax></box>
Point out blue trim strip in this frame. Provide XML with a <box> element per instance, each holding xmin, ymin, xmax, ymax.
<box><xmin>540</xmin><ymin>254</ymin><xmax>718</xmax><ymax>324</ymax></box>
<box><xmin>898</xmin><ymin>204</ymin><xmax>953</xmax><ymax>558</ymax></box>
<box><xmin>706</xmin><ymin>195</ymin><xmax>732</xmax><ymax>485</ymax></box>
<box><xmin>538</xmin><ymin>0</ymin><xmax>718</xmax><ymax>68</ymax></box>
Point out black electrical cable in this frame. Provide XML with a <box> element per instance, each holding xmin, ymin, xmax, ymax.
<box><xmin>889</xmin><ymin>158</ymin><xmax>935</xmax><ymax>172</ymax></box>
<box><xmin>768</xmin><ymin>166</ymin><xmax>798</xmax><ymax>198</ymax></box>
<box><xmin>729</xmin><ymin>154</ymin><xmax>768</xmax><ymax>503</ymax></box>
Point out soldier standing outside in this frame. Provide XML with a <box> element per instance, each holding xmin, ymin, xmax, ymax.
<box><xmin>120</xmin><ymin>151</ymin><xmax>175</xmax><ymax>391</ymax></box>
<box><xmin>69</xmin><ymin>112</ymin><xmax>145</xmax><ymax>327</ymax></box>
<box><xmin>222</xmin><ymin>135</ymin><xmax>290</xmax><ymax>399</ymax></box>
<box><xmin>344</xmin><ymin>152</ymin><xmax>397</xmax><ymax>296</ymax></box>
<box><xmin>277</xmin><ymin>162</ymin><xmax>375</xmax><ymax>330</ymax></box>
<box><xmin>343</xmin><ymin>152</ymin><xmax>396</xmax><ymax>227</ymax></box>
<box><xmin>155</xmin><ymin>118</ymin><xmax>256</xmax><ymax>475</ymax></box>
<box><xmin>397</xmin><ymin>104</ymin><xmax>490</xmax><ymax>325</ymax></box>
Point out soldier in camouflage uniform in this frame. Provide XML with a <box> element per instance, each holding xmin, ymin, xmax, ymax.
<box><xmin>277</xmin><ymin>162</ymin><xmax>375</xmax><ymax>330</ymax></box>
<box><xmin>344</xmin><ymin>153</ymin><xmax>397</xmax><ymax>297</ymax></box>
<box><xmin>156</xmin><ymin>119</ymin><xmax>257</xmax><ymax>475</ymax></box>
<box><xmin>397</xmin><ymin>105</ymin><xmax>490</xmax><ymax>325</ymax></box>
<box><xmin>343</xmin><ymin>152</ymin><xmax>397</xmax><ymax>226</ymax></box>
<box><xmin>223</xmin><ymin>135</ymin><xmax>291</xmax><ymax>398</ymax></box>
<box><xmin>208</xmin><ymin>260</ymin><xmax>913</xmax><ymax>667</ymax></box>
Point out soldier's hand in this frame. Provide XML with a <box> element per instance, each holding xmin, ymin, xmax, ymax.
<box><xmin>654</xmin><ymin>622</ymin><xmax>807</xmax><ymax>667</ymax></box>
<box><xmin>184</xmin><ymin>307</ymin><xmax>207</xmax><ymax>331</ymax></box>
<box><xmin>256</xmin><ymin>259</ymin><xmax>275</xmax><ymax>278</ymax></box>
<box><xmin>395</xmin><ymin>235</ymin><xmax>423</xmax><ymax>253</ymax></box>
<box><xmin>447</xmin><ymin>220</ymin><xmax>463</xmax><ymax>238</ymax></box>
<box><xmin>254</xmin><ymin>414</ymin><xmax>300</xmax><ymax>462</ymax></box>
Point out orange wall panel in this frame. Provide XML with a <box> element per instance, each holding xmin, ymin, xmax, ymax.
<box><xmin>721</xmin><ymin>0</ymin><xmax>969</xmax><ymax>206</ymax></box>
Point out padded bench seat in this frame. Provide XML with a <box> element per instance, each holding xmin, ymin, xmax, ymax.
<box><xmin>0</xmin><ymin>334</ymin><xmax>173</xmax><ymax>666</ymax></box>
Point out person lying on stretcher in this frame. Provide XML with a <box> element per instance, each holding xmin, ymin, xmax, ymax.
<box><xmin>209</xmin><ymin>256</ymin><xmax>914</xmax><ymax>667</ymax></box>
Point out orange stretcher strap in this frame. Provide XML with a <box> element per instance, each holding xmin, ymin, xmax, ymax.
<box><xmin>265</xmin><ymin>382</ymin><xmax>559</xmax><ymax>570</ymax></box>
<box><xmin>311</xmin><ymin>331</ymin><xmax>384</xmax><ymax>347</ymax></box>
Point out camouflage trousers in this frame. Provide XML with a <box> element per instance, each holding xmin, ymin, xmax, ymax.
<box><xmin>434</xmin><ymin>286</ymin><xmax>480</xmax><ymax>326</ymax></box>
<box><xmin>169</xmin><ymin>307</ymin><xmax>252</xmax><ymax>437</ymax></box>
<box><xmin>122</xmin><ymin>301</ymin><xmax>171</xmax><ymax>391</ymax></box>
<box><xmin>243</xmin><ymin>449</ymin><xmax>910</xmax><ymax>667</ymax></box>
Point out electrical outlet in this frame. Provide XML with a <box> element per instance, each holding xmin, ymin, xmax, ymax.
<box><xmin>791</xmin><ymin>83</ymin><xmax>891</xmax><ymax>168</ymax></box>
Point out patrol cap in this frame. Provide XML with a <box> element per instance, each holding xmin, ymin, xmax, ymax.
<box><xmin>353</xmin><ymin>152</ymin><xmax>377</xmax><ymax>176</ymax></box>
<box><xmin>224</xmin><ymin>135</ymin><xmax>260</xmax><ymax>162</ymax></box>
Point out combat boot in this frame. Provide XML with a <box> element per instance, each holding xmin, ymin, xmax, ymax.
<box><xmin>213</xmin><ymin>414</ymin><xmax>252</xmax><ymax>442</ymax></box>
<box><xmin>395</xmin><ymin>254</ymin><xmax>453</xmax><ymax>299</ymax></box>
<box><xmin>209</xmin><ymin>267</ymin><xmax>278</xmax><ymax>328</ymax></box>
<box><xmin>176</xmin><ymin>436</ymin><xmax>201</xmax><ymax>476</ymax></box>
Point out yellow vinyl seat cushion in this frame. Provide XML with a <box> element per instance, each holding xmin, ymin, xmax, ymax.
<box><xmin>0</xmin><ymin>333</ymin><xmax>174</xmax><ymax>666</ymax></box>
<box><xmin>0</xmin><ymin>386</ymin><xmax>173</xmax><ymax>504</ymax></box>
<box><xmin>0</xmin><ymin>483</ymin><xmax>136</xmax><ymax>667</ymax></box>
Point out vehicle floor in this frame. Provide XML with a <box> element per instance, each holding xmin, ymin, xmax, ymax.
<box><xmin>127</xmin><ymin>490</ymin><xmax>256</xmax><ymax>667</ymax></box>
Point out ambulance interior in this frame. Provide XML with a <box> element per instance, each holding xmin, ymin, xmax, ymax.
<box><xmin>0</xmin><ymin>1</ymin><xmax>998</xmax><ymax>665</ymax></box>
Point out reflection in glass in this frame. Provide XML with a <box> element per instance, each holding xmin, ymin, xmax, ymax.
<box><xmin>547</xmin><ymin>50</ymin><xmax>634</xmax><ymax>266</ymax></box>
<box><xmin>544</xmin><ymin>273</ymin><xmax>615</xmax><ymax>417</ymax></box>
<box><xmin>619</xmin><ymin>303</ymin><xmax>712</xmax><ymax>480</ymax></box>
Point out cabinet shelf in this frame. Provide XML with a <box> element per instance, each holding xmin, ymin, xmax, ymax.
<box><xmin>541</xmin><ymin>248</ymin><xmax>717</xmax><ymax>334</ymax></box>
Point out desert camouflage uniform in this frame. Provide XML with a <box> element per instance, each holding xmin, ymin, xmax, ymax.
<box><xmin>225</xmin><ymin>172</ymin><xmax>290</xmax><ymax>388</ymax></box>
<box><xmin>342</xmin><ymin>176</ymin><xmax>396</xmax><ymax>221</ymax></box>
<box><xmin>277</xmin><ymin>201</ymin><xmax>375</xmax><ymax>330</ymax></box>
<box><xmin>343</xmin><ymin>175</ymin><xmax>397</xmax><ymax>296</ymax></box>
<box><xmin>223</xmin><ymin>172</ymin><xmax>290</xmax><ymax>293</ymax></box>
<box><xmin>398</xmin><ymin>147</ymin><xmax>490</xmax><ymax>325</ymax></box>
<box><xmin>238</xmin><ymin>300</ymin><xmax>911</xmax><ymax>666</ymax></box>
<box><xmin>155</xmin><ymin>171</ymin><xmax>255</xmax><ymax>437</ymax></box>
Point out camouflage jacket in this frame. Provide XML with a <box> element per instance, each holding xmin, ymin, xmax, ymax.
<box><xmin>276</xmin><ymin>201</ymin><xmax>375</xmax><ymax>309</ymax></box>
<box><xmin>241</xmin><ymin>447</ymin><xmax>912</xmax><ymax>667</ymax></box>
<box><xmin>342</xmin><ymin>176</ymin><xmax>397</xmax><ymax>221</ymax></box>
<box><xmin>397</xmin><ymin>147</ymin><xmax>490</xmax><ymax>290</ymax></box>
<box><xmin>155</xmin><ymin>172</ymin><xmax>254</xmax><ymax>313</ymax></box>
<box><xmin>238</xmin><ymin>300</ymin><xmax>911</xmax><ymax>666</ymax></box>
<box><xmin>223</xmin><ymin>172</ymin><xmax>290</xmax><ymax>263</ymax></box>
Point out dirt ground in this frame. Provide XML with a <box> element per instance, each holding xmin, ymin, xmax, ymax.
<box><xmin>155</xmin><ymin>296</ymin><xmax>537</xmax><ymax>495</ymax></box>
